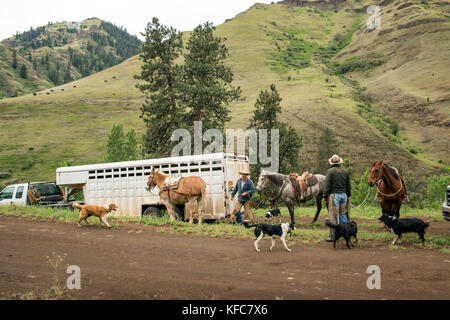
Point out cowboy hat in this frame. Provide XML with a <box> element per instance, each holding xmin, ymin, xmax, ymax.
<box><xmin>328</xmin><ymin>154</ymin><xmax>344</xmax><ymax>165</ymax></box>
<box><xmin>239</xmin><ymin>170</ymin><xmax>250</xmax><ymax>175</ymax></box>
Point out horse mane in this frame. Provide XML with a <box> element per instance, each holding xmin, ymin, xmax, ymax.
<box><xmin>263</xmin><ymin>171</ymin><xmax>287</xmax><ymax>186</ymax></box>
<box><xmin>384</xmin><ymin>163</ymin><xmax>399</xmax><ymax>180</ymax></box>
<box><xmin>371</xmin><ymin>160</ymin><xmax>400</xmax><ymax>180</ymax></box>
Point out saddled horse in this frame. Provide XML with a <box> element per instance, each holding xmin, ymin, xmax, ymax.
<box><xmin>368</xmin><ymin>160</ymin><xmax>407</xmax><ymax>218</ymax></box>
<box><xmin>256</xmin><ymin>171</ymin><xmax>327</xmax><ymax>224</ymax></box>
<box><xmin>146</xmin><ymin>167</ymin><xmax>206</xmax><ymax>223</ymax></box>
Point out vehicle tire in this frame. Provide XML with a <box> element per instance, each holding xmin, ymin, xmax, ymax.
<box><xmin>143</xmin><ymin>206</ymin><xmax>162</xmax><ymax>218</ymax></box>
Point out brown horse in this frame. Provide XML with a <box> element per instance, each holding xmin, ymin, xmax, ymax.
<box><xmin>368</xmin><ymin>160</ymin><xmax>407</xmax><ymax>218</ymax></box>
<box><xmin>146</xmin><ymin>167</ymin><xmax>206</xmax><ymax>224</ymax></box>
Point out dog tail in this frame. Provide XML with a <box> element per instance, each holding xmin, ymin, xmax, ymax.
<box><xmin>325</xmin><ymin>219</ymin><xmax>339</xmax><ymax>229</ymax></box>
<box><xmin>243</xmin><ymin>221</ymin><xmax>257</xmax><ymax>229</ymax></box>
<box><xmin>72</xmin><ymin>202</ymin><xmax>83</xmax><ymax>210</ymax></box>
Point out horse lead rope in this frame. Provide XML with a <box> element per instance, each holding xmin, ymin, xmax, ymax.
<box><xmin>350</xmin><ymin>187</ymin><xmax>373</xmax><ymax>208</ymax></box>
<box><xmin>376</xmin><ymin>181</ymin><xmax>404</xmax><ymax>197</ymax></box>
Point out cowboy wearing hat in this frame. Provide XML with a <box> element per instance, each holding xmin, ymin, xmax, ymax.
<box><xmin>231</xmin><ymin>170</ymin><xmax>255</xmax><ymax>223</ymax></box>
<box><xmin>323</xmin><ymin>154</ymin><xmax>352</xmax><ymax>242</ymax></box>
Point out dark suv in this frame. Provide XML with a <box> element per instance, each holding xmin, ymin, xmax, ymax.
<box><xmin>443</xmin><ymin>185</ymin><xmax>450</xmax><ymax>222</ymax></box>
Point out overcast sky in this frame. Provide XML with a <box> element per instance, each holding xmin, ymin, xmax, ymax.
<box><xmin>0</xmin><ymin>0</ymin><xmax>275</xmax><ymax>40</ymax></box>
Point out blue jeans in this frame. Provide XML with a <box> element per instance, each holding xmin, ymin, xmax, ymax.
<box><xmin>332</xmin><ymin>193</ymin><xmax>348</xmax><ymax>206</ymax></box>
<box><xmin>236</xmin><ymin>211</ymin><xmax>243</xmax><ymax>224</ymax></box>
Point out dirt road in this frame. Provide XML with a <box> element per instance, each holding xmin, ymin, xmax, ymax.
<box><xmin>0</xmin><ymin>215</ymin><xmax>449</xmax><ymax>299</ymax></box>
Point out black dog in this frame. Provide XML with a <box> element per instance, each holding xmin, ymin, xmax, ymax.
<box><xmin>325</xmin><ymin>219</ymin><xmax>358</xmax><ymax>249</ymax></box>
<box><xmin>244</xmin><ymin>221</ymin><xmax>295</xmax><ymax>252</ymax></box>
<box><xmin>378</xmin><ymin>215</ymin><xmax>429</xmax><ymax>245</ymax></box>
<box><xmin>265</xmin><ymin>208</ymin><xmax>281</xmax><ymax>222</ymax></box>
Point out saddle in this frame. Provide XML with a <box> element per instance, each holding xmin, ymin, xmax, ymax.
<box><xmin>289</xmin><ymin>171</ymin><xmax>319</xmax><ymax>202</ymax></box>
<box><xmin>161</xmin><ymin>177</ymin><xmax>183</xmax><ymax>191</ymax></box>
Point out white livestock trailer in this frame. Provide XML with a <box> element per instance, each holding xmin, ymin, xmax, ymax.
<box><xmin>56</xmin><ymin>153</ymin><xmax>249</xmax><ymax>220</ymax></box>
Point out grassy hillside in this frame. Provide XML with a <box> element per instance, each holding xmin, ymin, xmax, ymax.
<box><xmin>0</xmin><ymin>0</ymin><xmax>448</xmax><ymax>188</ymax></box>
<box><xmin>0</xmin><ymin>18</ymin><xmax>141</xmax><ymax>98</ymax></box>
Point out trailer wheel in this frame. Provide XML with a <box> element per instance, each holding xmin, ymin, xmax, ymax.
<box><xmin>143</xmin><ymin>206</ymin><xmax>162</xmax><ymax>218</ymax></box>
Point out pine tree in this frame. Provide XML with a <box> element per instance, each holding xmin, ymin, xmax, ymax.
<box><xmin>249</xmin><ymin>84</ymin><xmax>281</xmax><ymax>129</ymax></box>
<box><xmin>124</xmin><ymin>129</ymin><xmax>138</xmax><ymax>161</ymax></box>
<box><xmin>106</xmin><ymin>125</ymin><xmax>139</xmax><ymax>162</ymax></box>
<box><xmin>248</xmin><ymin>84</ymin><xmax>302</xmax><ymax>176</ymax></box>
<box><xmin>135</xmin><ymin>17</ymin><xmax>184</xmax><ymax>157</ymax></box>
<box><xmin>182</xmin><ymin>22</ymin><xmax>241</xmax><ymax>131</ymax></box>
<box><xmin>33</xmin><ymin>58</ymin><xmax>37</xmax><ymax>71</ymax></box>
<box><xmin>105</xmin><ymin>125</ymin><xmax>125</xmax><ymax>163</ymax></box>
<box><xmin>315</xmin><ymin>127</ymin><xmax>340</xmax><ymax>174</ymax></box>
<box><xmin>28</xmin><ymin>51</ymin><xmax>32</xmax><ymax>62</ymax></box>
<box><xmin>20</xmin><ymin>64</ymin><xmax>27</xmax><ymax>79</ymax></box>
<box><xmin>12</xmin><ymin>49</ymin><xmax>17</xmax><ymax>69</ymax></box>
<box><xmin>64</xmin><ymin>63</ymin><xmax>71</xmax><ymax>83</ymax></box>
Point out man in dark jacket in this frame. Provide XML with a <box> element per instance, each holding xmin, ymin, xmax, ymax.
<box><xmin>231</xmin><ymin>170</ymin><xmax>255</xmax><ymax>223</ymax></box>
<box><xmin>323</xmin><ymin>154</ymin><xmax>352</xmax><ymax>241</ymax></box>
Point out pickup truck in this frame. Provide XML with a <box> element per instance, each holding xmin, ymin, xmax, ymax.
<box><xmin>0</xmin><ymin>182</ymin><xmax>77</xmax><ymax>209</ymax></box>
<box><xmin>443</xmin><ymin>185</ymin><xmax>450</xmax><ymax>222</ymax></box>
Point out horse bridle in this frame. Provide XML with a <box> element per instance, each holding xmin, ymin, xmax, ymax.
<box><xmin>146</xmin><ymin>172</ymin><xmax>157</xmax><ymax>192</ymax></box>
<box><xmin>371</xmin><ymin>165</ymin><xmax>404</xmax><ymax>197</ymax></box>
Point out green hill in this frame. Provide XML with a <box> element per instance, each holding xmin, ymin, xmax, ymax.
<box><xmin>0</xmin><ymin>18</ymin><xmax>141</xmax><ymax>98</ymax></box>
<box><xmin>0</xmin><ymin>0</ymin><xmax>448</xmax><ymax>187</ymax></box>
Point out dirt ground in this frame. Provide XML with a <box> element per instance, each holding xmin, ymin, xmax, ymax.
<box><xmin>0</xmin><ymin>215</ymin><xmax>449</xmax><ymax>300</ymax></box>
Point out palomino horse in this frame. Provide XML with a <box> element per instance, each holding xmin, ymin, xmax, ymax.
<box><xmin>146</xmin><ymin>167</ymin><xmax>206</xmax><ymax>224</ymax></box>
<box><xmin>368</xmin><ymin>160</ymin><xmax>407</xmax><ymax>218</ymax></box>
<box><xmin>256</xmin><ymin>171</ymin><xmax>327</xmax><ymax>224</ymax></box>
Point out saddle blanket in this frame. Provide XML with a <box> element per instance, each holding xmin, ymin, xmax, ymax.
<box><xmin>162</xmin><ymin>176</ymin><xmax>183</xmax><ymax>190</ymax></box>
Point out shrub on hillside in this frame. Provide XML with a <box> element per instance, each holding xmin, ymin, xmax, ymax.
<box><xmin>425</xmin><ymin>174</ymin><xmax>450</xmax><ymax>209</ymax></box>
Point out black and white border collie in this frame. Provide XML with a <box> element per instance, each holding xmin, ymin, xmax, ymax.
<box><xmin>265</xmin><ymin>208</ymin><xmax>281</xmax><ymax>222</ymax></box>
<box><xmin>244</xmin><ymin>221</ymin><xmax>295</xmax><ymax>252</ymax></box>
<box><xmin>378</xmin><ymin>215</ymin><xmax>429</xmax><ymax>245</ymax></box>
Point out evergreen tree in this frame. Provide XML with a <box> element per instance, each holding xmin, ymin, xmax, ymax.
<box><xmin>182</xmin><ymin>22</ymin><xmax>241</xmax><ymax>131</ymax></box>
<box><xmin>28</xmin><ymin>51</ymin><xmax>32</xmax><ymax>62</ymax></box>
<box><xmin>105</xmin><ymin>124</ymin><xmax>125</xmax><ymax>163</ymax></box>
<box><xmin>249</xmin><ymin>84</ymin><xmax>281</xmax><ymax>129</ymax></box>
<box><xmin>124</xmin><ymin>129</ymin><xmax>138</xmax><ymax>161</ymax></box>
<box><xmin>106</xmin><ymin>125</ymin><xmax>139</xmax><ymax>162</ymax></box>
<box><xmin>248</xmin><ymin>84</ymin><xmax>302</xmax><ymax>176</ymax></box>
<box><xmin>20</xmin><ymin>64</ymin><xmax>27</xmax><ymax>79</ymax></box>
<box><xmin>33</xmin><ymin>58</ymin><xmax>37</xmax><ymax>71</ymax></box>
<box><xmin>315</xmin><ymin>127</ymin><xmax>340</xmax><ymax>174</ymax></box>
<box><xmin>63</xmin><ymin>63</ymin><xmax>71</xmax><ymax>83</ymax></box>
<box><xmin>135</xmin><ymin>17</ymin><xmax>184</xmax><ymax>157</ymax></box>
<box><xmin>12</xmin><ymin>49</ymin><xmax>17</xmax><ymax>69</ymax></box>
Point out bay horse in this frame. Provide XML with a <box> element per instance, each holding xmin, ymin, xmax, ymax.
<box><xmin>146</xmin><ymin>167</ymin><xmax>206</xmax><ymax>224</ymax></box>
<box><xmin>256</xmin><ymin>171</ymin><xmax>327</xmax><ymax>224</ymax></box>
<box><xmin>368</xmin><ymin>160</ymin><xmax>407</xmax><ymax>218</ymax></box>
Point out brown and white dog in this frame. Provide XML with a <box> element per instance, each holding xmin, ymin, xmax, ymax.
<box><xmin>72</xmin><ymin>202</ymin><xmax>118</xmax><ymax>228</ymax></box>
